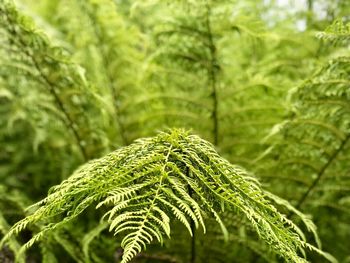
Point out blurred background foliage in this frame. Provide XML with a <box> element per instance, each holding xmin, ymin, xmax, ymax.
<box><xmin>0</xmin><ymin>0</ymin><xmax>349</xmax><ymax>262</ymax></box>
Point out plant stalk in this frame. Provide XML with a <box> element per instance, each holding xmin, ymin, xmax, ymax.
<box><xmin>187</xmin><ymin>167</ymin><xmax>196</xmax><ymax>263</ymax></box>
<box><xmin>205</xmin><ymin>2</ymin><xmax>219</xmax><ymax>146</ymax></box>
<box><xmin>292</xmin><ymin>133</ymin><xmax>350</xmax><ymax>213</ymax></box>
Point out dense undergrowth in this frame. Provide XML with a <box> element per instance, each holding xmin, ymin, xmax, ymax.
<box><xmin>0</xmin><ymin>0</ymin><xmax>349</xmax><ymax>262</ymax></box>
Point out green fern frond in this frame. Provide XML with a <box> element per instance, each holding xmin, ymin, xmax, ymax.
<box><xmin>34</xmin><ymin>0</ymin><xmax>145</xmax><ymax>145</ymax></box>
<box><xmin>130</xmin><ymin>0</ymin><xmax>315</xmax><ymax>170</ymax></box>
<box><xmin>0</xmin><ymin>184</ymin><xmax>32</xmax><ymax>263</ymax></box>
<box><xmin>1</xmin><ymin>130</ymin><xmax>334</xmax><ymax>263</ymax></box>
<box><xmin>1</xmin><ymin>1</ymin><xmax>347</xmax><ymax>262</ymax></box>
<box><xmin>0</xmin><ymin>0</ymin><xmax>107</xmax><ymax>160</ymax></box>
<box><xmin>82</xmin><ymin>222</ymin><xmax>109</xmax><ymax>263</ymax></box>
<box><xmin>317</xmin><ymin>19</ymin><xmax>350</xmax><ymax>45</ymax></box>
<box><xmin>258</xmin><ymin>55</ymin><xmax>350</xmax><ymax>260</ymax></box>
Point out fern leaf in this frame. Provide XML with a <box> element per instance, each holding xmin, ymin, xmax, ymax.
<box><xmin>318</xmin><ymin>19</ymin><xmax>350</xmax><ymax>45</ymax></box>
<box><xmin>1</xmin><ymin>129</ymin><xmax>333</xmax><ymax>263</ymax></box>
<box><xmin>0</xmin><ymin>0</ymin><xmax>107</xmax><ymax>160</ymax></box>
<box><xmin>259</xmin><ymin>55</ymin><xmax>350</xmax><ymax>260</ymax></box>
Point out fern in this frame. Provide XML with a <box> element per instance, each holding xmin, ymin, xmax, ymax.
<box><xmin>0</xmin><ymin>0</ymin><xmax>107</xmax><ymax>160</ymax></box>
<box><xmin>1</xmin><ymin>0</ymin><xmax>349</xmax><ymax>262</ymax></box>
<box><xmin>129</xmin><ymin>0</ymin><xmax>326</xmax><ymax>169</ymax></box>
<box><xmin>258</xmin><ymin>23</ymin><xmax>350</xmax><ymax>261</ymax></box>
<box><xmin>1</xmin><ymin>130</ymin><xmax>333</xmax><ymax>263</ymax></box>
<box><xmin>28</xmin><ymin>0</ymin><xmax>144</xmax><ymax>146</ymax></box>
<box><xmin>318</xmin><ymin>19</ymin><xmax>350</xmax><ymax>45</ymax></box>
<box><xmin>0</xmin><ymin>185</ymin><xmax>28</xmax><ymax>263</ymax></box>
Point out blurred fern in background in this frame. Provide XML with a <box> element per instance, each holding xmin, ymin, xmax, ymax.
<box><xmin>0</xmin><ymin>0</ymin><xmax>349</xmax><ymax>262</ymax></box>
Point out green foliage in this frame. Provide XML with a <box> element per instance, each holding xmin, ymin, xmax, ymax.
<box><xmin>0</xmin><ymin>0</ymin><xmax>108</xmax><ymax>161</ymax></box>
<box><xmin>0</xmin><ymin>185</ymin><xmax>29</xmax><ymax>263</ymax></box>
<box><xmin>257</xmin><ymin>22</ymin><xmax>350</xmax><ymax>262</ymax></box>
<box><xmin>1</xmin><ymin>130</ymin><xmax>334</xmax><ymax>263</ymax></box>
<box><xmin>318</xmin><ymin>19</ymin><xmax>350</xmax><ymax>45</ymax></box>
<box><xmin>1</xmin><ymin>0</ymin><xmax>350</xmax><ymax>262</ymax></box>
<box><xmin>129</xmin><ymin>0</ymin><xmax>298</xmax><ymax>166</ymax></box>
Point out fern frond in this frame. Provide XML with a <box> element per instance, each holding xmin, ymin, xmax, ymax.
<box><xmin>0</xmin><ymin>0</ymin><xmax>107</xmax><ymax>160</ymax></box>
<box><xmin>22</xmin><ymin>0</ymin><xmax>146</xmax><ymax>146</ymax></box>
<box><xmin>0</xmin><ymin>184</ymin><xmax>31</xmax><ymax>263</ymax></box>
<box><xmin>1</xmin><ymin>1</ymin><xmax>346</xmax><ymax>262</ymax></box>
<box><xmin>258</xmin><ymin>55</ymin><xmax>350</xmax><ymax>260</ymax></box>
<box><xmin>318</xmin><ymin>19</ymin><xmax>350</xmax><ymax>45</ymax></box>
<box><xmin>1</xmin><ymin>130</ymin><xmax>332</xmax><ymax>263</ymax></box>
<box><xmin>129</xmin><ymin>0</ymin><xmax>318</xmax><ymax>170</ymax></box>
<box><xmin>0</xmin><ymin>206</ymin><xmax>25</xmax><ymax>263</ymax></box>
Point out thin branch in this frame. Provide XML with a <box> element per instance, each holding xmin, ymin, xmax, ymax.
<box><xmin>188</xmin><ymin>166</ymin><xmax>196</xmax><ymax>263</ymax></box>
<box><xmin>31</xmin><ymin>57</ymin><xmax>89</xmax><ymax>161</ymax></box>
<box><xmin>293</xmin><ymin>133</ymin><xmax>350</xmax><ymax>212</ymax></box>
<box><xmin>78</xmin><ymin>0</ymin><xmax>129</xmax><ymax>145</ymax></box>
<box><xmin>4</xmin><ymin>12</ymin><xmax>88</xmax><ymax>161</ymax></box>
<box><xmin>205</xmin><ymin>2</ymin><xmax>219</xmax><ymax>146</ymax></box>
